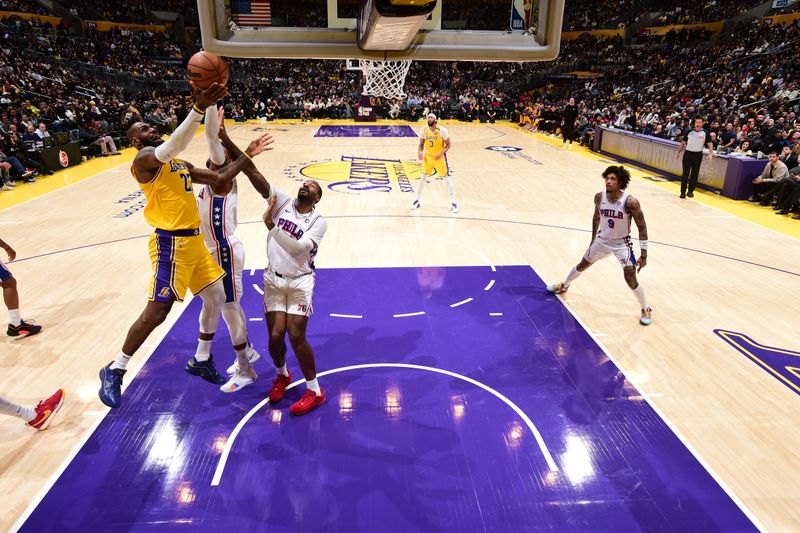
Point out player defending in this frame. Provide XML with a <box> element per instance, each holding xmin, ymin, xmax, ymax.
<box><xmin>1</xmin><ymin>236</ymin><xmax>42</xmax><ymax>338</ymax></box>
<box><xmin>198</xmin><ymin>106</ymin><xmax>268</xmax><ymax>393</ymax></box>
<box><xmin>547</xmin><ymin>166</ymin><xmax>653</xmax><ymax>325</ymax></box>
<box><xmin>98</xmin><ymin>83</ymin><xmax>274</xmax><ymax>408</ymax></box>
<box><xmin>411</xmin><ymin>112</ymin><xmax>456</xmax><ymax>213</ymax></box>
<box><xmin>218</xmin><ymin>129</ymin><xmax>328</xmax><ymax>415</ymax></box>
<box><xmin>0</xmin><ymin>390</ymin><xmax>64</xmax><ymax>430</ymax></box>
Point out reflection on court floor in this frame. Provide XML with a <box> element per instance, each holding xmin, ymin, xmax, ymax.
<box><xmin>21</xmin><ymin>266</ymin><xmax>754</xmax><ymax>531</ymax></box>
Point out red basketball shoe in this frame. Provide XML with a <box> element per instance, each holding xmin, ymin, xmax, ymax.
<box><xmin>268</xmin><ymin>370</ymin><xmax>292</xmax><ymax>403</ymax></box>
<box><xmin>27</xmin><ymin>389</ymin><xmax>65</xmax><ymax>430</ymax></box>
<box><xmin>290</xmin><ymin>388</ymin><xmax>326</xmax><ymax>416</ymax></box>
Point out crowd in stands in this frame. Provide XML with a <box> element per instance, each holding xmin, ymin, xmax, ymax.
<box><xmin>3</xmin><ymin>2</ymin><xmax>800</xmax><ymax>211</ymax></box>
<box><xmin>58</xmin><ymin>0</ymin><xmax>152</xmax><ymax>24</ymax></box>
<box><xmin>653</xmin><ymin>0</ymin><xmax>764</xmax><ymax>26</ymax></box>
<box><xmin>563</xmin><ymin>0</ymin><xmax>639</xmax><ymax>31</ymax></box>
<box><xmin>0</xmin><ymin>0</ymin><xmax>50</xmax><ymax>16</ymax></box>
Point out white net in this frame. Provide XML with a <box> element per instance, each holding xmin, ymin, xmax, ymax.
<box><xmin>359</xmin><ymin>59</ymin><xmax>412</xmax><ymax>100</ymax></box>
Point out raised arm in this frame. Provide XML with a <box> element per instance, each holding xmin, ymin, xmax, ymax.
<box><xmin>186</xmin><ymin>133</ymin><xmax>273</xmax><ymax>188</ymax></box>
<box><xmin>204</xmin><ymin>104</ymin><xmax>226</xmax><ymax>166</ymax></box>
<box><xmin>627</xmin><ymin>196</ymin><xmax>648</xmax><ymax>272</ymax></box>
<box><xmin>132</xmin><ymin>83</ymin><xmax>227</xmax><ymax>183</ymax></box>
<box><xmin>219</xmin><ymin>126</ymin><xmax>274</xmax><ymax>198</ymax></box>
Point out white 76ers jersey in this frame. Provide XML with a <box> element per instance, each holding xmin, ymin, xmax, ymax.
<box><xmin>198</xmin><ymin>179</ymin><xmax>240</xmax><ymax>250</ymax></box>
<box><xmin>597</xmin><ymin>190</ymin><xmax>632</xmax><ymax>244</ymax></box>
<box><xmin>267</xmin><ymin>187</ymin><xmax>327</xmax><ymax>276</ymax></box>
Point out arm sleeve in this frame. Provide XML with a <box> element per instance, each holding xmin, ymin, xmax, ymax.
<box><xmin>154</xmin><ymin>107</ymin><xmax>204</xmax><ymax>164</ymax></box>
<box><xmin>776</xmin><ymin>164</ymin><xmax>790</xmax><ymax>180</ymax></box>
<box><xmin>271</xmin><ymin>217</ymin><xmax>327</xmax><ymax>257</ymax></box>
<box><xmin>204</xmin><ymin>104</ymin><xmax>225</xmax><ymax>166</ymax></box>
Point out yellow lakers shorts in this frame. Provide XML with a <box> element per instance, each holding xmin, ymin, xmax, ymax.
<box><xmin>148</xmin><ymin>229</ymin><xmax>224</xmax><ymax>302</ymax></box>
<box><xmin>422</xmin><ymin>155</ymin><xmax>449</xmax><ymax>177</ymax></box>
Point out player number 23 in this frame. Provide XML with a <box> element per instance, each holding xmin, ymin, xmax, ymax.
<box><xmin>179</xmin><ymin>172</ymin><xmax>192</xmax><ymax>192</ymax></box>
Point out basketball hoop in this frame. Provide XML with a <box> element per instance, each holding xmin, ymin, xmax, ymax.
<box><xmin>359</xmin><ymin>59</ymin><xmax>412</xmax><ymax>100</ymax></box>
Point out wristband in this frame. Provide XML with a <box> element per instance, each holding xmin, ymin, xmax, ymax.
<box><xmin>640</xmin><ymin>240</ymin><xmax>648</xmax><ymax>251</ymax></box>
<box><xmin>242</xmin><ymin>151</ymin><xmax>253</xmax><ymax>160</ymax></box>
<box><xmin>192</xmin><ymin>105</ymin><xmax>204</xmax><ymax>115</ymax></box>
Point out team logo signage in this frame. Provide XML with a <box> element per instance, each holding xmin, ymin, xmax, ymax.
<box><xmin>285</xmin><ymin>156</ymin><xmax>422</xmax><ymax>194</ymax></box>
<box><xmin>485</xmin><ymin>146</ymin><xmax>543</xmax><ymax>165</ymax></box>
<box><xmin>485</xmin><ymin>146</ymin><xmax>522</xmax><ymax>152</ymax></box>
<box><xmin>59</xmin><ymin>150</ymin><xmax>69</xmax><ymax>167</ymax></box>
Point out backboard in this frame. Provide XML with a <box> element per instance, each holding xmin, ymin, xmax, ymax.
<box><xmin>199</xmin><ymin>0</ymin><xmax>564</xmax><ymax>62</ymax></box>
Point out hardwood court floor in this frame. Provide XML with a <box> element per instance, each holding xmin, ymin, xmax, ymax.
<box><xmin>1</xmin><ymin>121</ymin><xmax>798</xmax><ymax>531</ymax></box>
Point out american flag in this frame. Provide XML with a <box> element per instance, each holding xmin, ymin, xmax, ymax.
<box><xmin>231</xmin><ymin>0</ymin><xmax>271</xmax><ymax>26</ymax></box>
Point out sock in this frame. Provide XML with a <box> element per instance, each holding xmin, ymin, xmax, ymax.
<box><xmin>277</xmin><ymin>364</ymin><xmax>289</xmax><ymax>377</ymax></box>
<box><xmin>563</xmin><ymin>267</ymin><xmax>582</xmax><ymax>287</ymax></box>
<box><xmin>8</xmin><ymin>309</ymin><xmax>21</xmax><ymax>327</ymax></box>
<box><xmin>196</xmin><ymin>339</ymin><xmax>212</xmax><ymax>359</ymax></box>
<box><xmin>0</xmin><ymin>396</ymin><xmax>34</xmax><ymax>421</ymax></box>
<box><xmin>306</xmin><ymin>378</ymin><xmax>321</xmax><ymax>394</ymax></box>
<box><xmin>234</xmin><ymin>346</ymin><xmax>252</xmax><ymax>375</ymax></box>
<box><xmin>110</xmin><ymin>350</ymin><xmax>131</xmax><ymax>371</ymax></box>
<box><xmin>632</xmin><ymin>285</ymin><xmax>649</xmax><ymax>310</ymax></box>
<box><xmin>415</xmin><ymin>175</ymin><xmax>429</xmax><ymax>201</ymax></box>
<box><xmin>445</xmin><ymin>177</ymin><xmax>456</xmax><ymax>204</ymax></box>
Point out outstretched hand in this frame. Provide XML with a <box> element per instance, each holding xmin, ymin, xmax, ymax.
<box><xmin>191</xmin><ymin>82</ymin><xmax>228</xmax><ymax>111</ymax></box>
<box><xmin>217</xmin><ymin>106</ymin><xmax>226</xmax><ymax>137</ymax></box>
<box><xmin>246</xmin><ymin>133</ymin><xmax>275</xmax><ymax>158</ymax></box>
<box><xmin>636</xmin><ymin>255</ymin><xmax>647</xmax><ymax>273</ymax></box>
<box><xmin>263</xmin><ymin>194</ymin><xmax>277</xmax><ymax>230</ymax></box>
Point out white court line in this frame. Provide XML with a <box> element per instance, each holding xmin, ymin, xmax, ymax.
<box><xmin>450</xmin><ymin>298</ymin><xmax>473</xmax><ymax>308</ymax></box>
<box><xmin>252</xmin><ymin>284</ymin><xmax>264</xmax><ymax>295</ymax></box>
<box><xmin>248</xmin><ymin>317</ymin><xmax>263</xmax><ymax>322</ymax></box>
<box><xmin>484</xmin><ymin>279</ymin><xmax>495</xmax><ymax>291</ymax></box>
<box><xmin>489</xmin><ymin>312</ymin><xmax>503</xmax><ymax>316</ymax></box>
<box><xmin>330</xmin><ymin>313</ymin><xmax>363</xmax><ymax>319</ymax></box>
<box><xmin>393</xmin><ymin>311</ymin><xmax>426</xmax><ymax>318</ymax></box>
<box><xmin>530</xmin><ymin>265</ymin><xmax>767</xmax><ymax>532</ymax></box>
<box><xmin>10</xmin><ymin>294</ymin><xmax>197</xmax><ymax>533</ymax></box>
<box><xmin>210</xmin><ymin>362</ymin><xmax>559</xmax><ymax>486</ymax></box>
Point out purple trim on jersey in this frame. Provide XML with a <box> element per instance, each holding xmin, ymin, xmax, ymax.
<box><xmin>0</xmin><ymin>260</ymin><xmax>11</xmax><ymax>282</ymax></box>
<box><xmin>151</xmin><ymin>234</ymin><xmax>176</xmax><ymax>302</ymax></box>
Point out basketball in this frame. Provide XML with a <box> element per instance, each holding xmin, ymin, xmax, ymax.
<box><xmin>187</xmin><ymin>51</ymin><xmax>229</xmax><ymax>90</ymax></box>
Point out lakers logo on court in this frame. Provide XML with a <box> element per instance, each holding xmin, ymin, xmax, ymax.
<box><xmin>286</xmin><ymin>156</ymin><xmax>422</xmax><ymax>194</ymax></box>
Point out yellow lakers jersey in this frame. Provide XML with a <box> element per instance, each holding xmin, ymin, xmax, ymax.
<box><xmin>422</xmin><ymin>125</ymin><xmax>446</xmax><ymax>156</ymax></box>
<box><xmin>137</xmin><ymin>159</ymin><xmax>201</xmax><ymax>231</ymax></box>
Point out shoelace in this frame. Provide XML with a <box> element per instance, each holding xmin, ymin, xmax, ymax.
<box><xmin>300</xmin><ymin>389</ymin><xmax>316</xmax><ymax>400</ymax></box>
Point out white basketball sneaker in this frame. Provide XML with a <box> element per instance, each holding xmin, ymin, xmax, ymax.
<box><xmin>451</xmin><ymin>203</ymin><xmax>459</xmax><ymax>214</ymax></box>
<box><xmin>220</xmin><ymin>367</ymin><xmax>258</xmax><ymax>393</ymax></box>
<box><xmin>410</xmin><ymin>199</ymin><xmax>421</xmax><ymax>210</ymax></box>
<box><xmin>226</xmin><ymin>344</ymin><xmax>261</xmax><ymax>375</ymax></box>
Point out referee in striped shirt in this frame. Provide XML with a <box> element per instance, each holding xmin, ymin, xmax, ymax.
<box><xmin>675</xmin><ymin>117</ymin><xmax>714</xmax><ymax>199</ymax></box>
